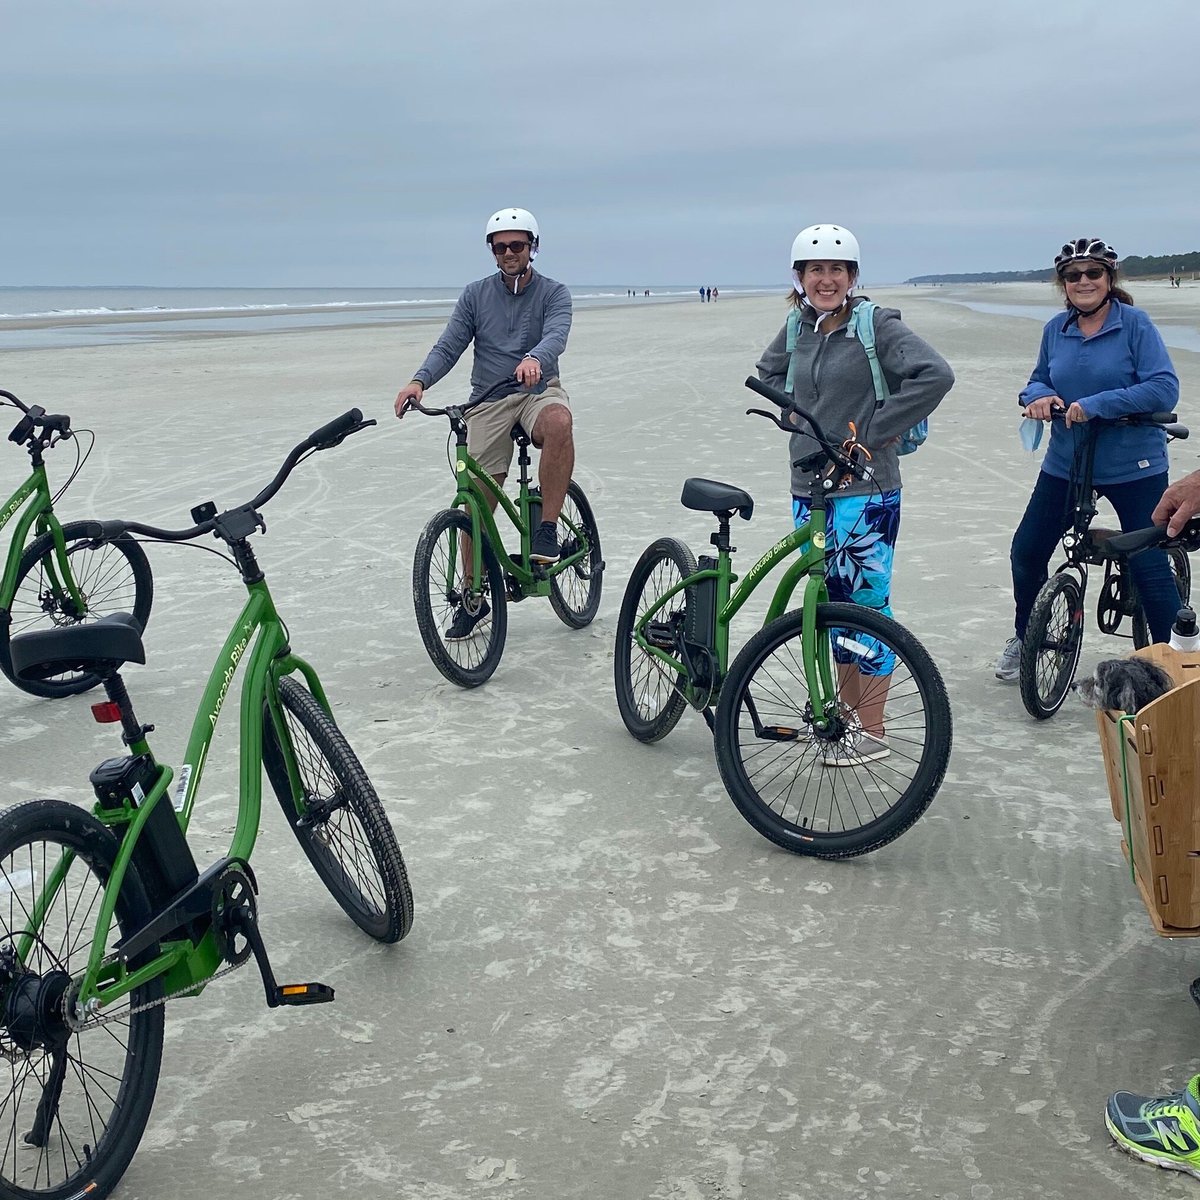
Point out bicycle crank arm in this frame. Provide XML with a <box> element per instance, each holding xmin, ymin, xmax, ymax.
<box><xmin>742</xmin><ymin>694</ymin><xmax>802</xmax><ymax>741</ymax></box>
<box><xmin>227</xmin><ymin>907</ymin><xmax>334</xmax><ymax>1009</ymax></box>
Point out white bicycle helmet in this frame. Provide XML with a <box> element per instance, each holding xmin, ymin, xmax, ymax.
<box><xmin>790</xmin><ymin>224</ymin><xmax>860</xmax><ymax>269</ymax></box>
<box><xmin>485</xmin><ymin>207</ymin><xmax>540</xmax><ymax>256</ymax></box>
<box><xmin>1054</xmin><ymin>237</ymin><xmax>1118</xmax><ymax>276</ymax></box>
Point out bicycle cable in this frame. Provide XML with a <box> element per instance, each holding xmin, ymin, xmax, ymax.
<box><xmin>50</xmin><ymin>428</ymin><xmax>94</xmax><ymax>506</ymax></box>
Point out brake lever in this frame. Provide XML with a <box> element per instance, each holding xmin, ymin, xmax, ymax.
<box><xmin>746</xmin><ymin>407</ymin><xmax>790</xmax><ymax>433</ymax></box>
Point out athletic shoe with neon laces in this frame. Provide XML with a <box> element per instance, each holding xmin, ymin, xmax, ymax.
<box><xmin>994</xmin><ymin>636</ymin><xmax>1021</xmax><ymax>682</ymax></box>
<box><xmin>1105</xmin><ymin>1074</ymin><xmax>1200</xmax><ymax>1178</ymax></box>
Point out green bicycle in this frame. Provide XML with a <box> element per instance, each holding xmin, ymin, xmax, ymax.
<box><xmin>0</xmin><ymin>389</ymin><xmax>153</xmax><ymax>698</ymax></box>
<box><xmin>410</xmin><ymin>377</ymin><xmax>604</xmax><ymax>687</ymax></box>
<box><xmin>0</xmin><ymin>409</ymin><xmax>413</xmax><ymax>1200</ymax></box>
<box><xmin>615</xmin><ymin>376</ymin><xmax>952</xmax><ymax>858</ymax></box>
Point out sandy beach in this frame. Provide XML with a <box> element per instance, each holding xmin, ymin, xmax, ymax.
<box><xmin>1</xmin><ymin>283</ymin><xmax>1199</xmax><ymax>1199</ymax></box>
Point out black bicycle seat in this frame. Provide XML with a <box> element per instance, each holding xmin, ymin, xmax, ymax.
<box><xmin>509</xmin><ymin>422</ymin><xmax>532</xmax><ymax>445</ymax></box>
<box><xmin>9</xmin><ymin>612</ymin><xmax>145</xmax><ymax>682</ymax></box>
<box><xmin>680</xmin><ymin>478</ymin><xmax>754</xmax><ymax>520</ymax></box>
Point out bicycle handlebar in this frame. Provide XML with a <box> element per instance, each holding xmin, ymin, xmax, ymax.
<box><xmin>742</xmin><ymin>377</ymin><xmax>871</xmax><ymax>482</ymax></box>
<box><xmin>1041</xmin><ymin>407</ymin><xmax>1189</xmax><ymax>440</ymax></box>
<box><xmin>2</xmin><ymin>390</ymin><xmax>73</xmax><ymax>445</ymax></box>
<box><xmin>407</xmin><ymin>375</ymin><xmax>526</xmax><ymax>420</ymax></box>
<box><xmin>90</xmin><ymin>408</ymin><xmax>375</xmax><ymax>544</ymax></box>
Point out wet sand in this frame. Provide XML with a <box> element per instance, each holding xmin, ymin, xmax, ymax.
<box><xmin>2</xmin><ymin>285</ymin><xmax>1199</xmax><ymax>1199</ymax></box>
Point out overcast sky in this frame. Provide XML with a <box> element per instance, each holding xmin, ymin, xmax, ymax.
<box><xmin>3</xmin><ymin>1</ymin><xmax>1197</xmax><ymax>287</ymax></box>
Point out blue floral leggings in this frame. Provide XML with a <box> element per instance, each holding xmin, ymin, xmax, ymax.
<box><xmin>792</xmin><ymin>490</ymin><xmax>902</xmax><ymax>675</ymax></box>
<box><xmin>791</xmin><ymin>489</ymin><xmax>901</xmax><ymax>615</ymax></box>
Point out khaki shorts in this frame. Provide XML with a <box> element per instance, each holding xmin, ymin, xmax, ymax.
<box><xmin>467</xmin><ymin>381</ymin><xmax>571</xmax><ymax>478</ymax></box>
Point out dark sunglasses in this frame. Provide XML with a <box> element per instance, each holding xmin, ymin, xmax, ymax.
<box><xmin>491</xmin><ymin>239</ymin><xmax>530</xmax><ymax>255</ymax></box>
<box><xmin>1062</xmin><ymin>266</ymin><xmax>1107</xmax><ymax>283</ymax></box>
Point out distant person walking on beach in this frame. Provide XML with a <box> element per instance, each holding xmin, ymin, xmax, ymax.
<box><xmin>994</xmin><ymin>237</ymin><xmax>1180</xmax><ymax>681</ymax></box>
<box><xmin>394</xmin><ymin>206</ymin><xmax>574</xmax><ymax>640</ymax></box>
<box><xmin>755</xmin><ymin>224</ymin><xmax>953</xmax><ymax>760</ymax></box>
<box><xmin>705</xmin><ymin>286</ymin><xmax>712</xmax><ymax>302</ymax></box>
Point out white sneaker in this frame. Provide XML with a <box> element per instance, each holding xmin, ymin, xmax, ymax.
<box><xmin>822</xmin><ymin>733</ymin><xmax>890</xmax><ymax>768</ymax></box>
<box><xmin>995</xmin><ymin>637</ymin><xmax>1021</xmax><ymax>682</ymax></box>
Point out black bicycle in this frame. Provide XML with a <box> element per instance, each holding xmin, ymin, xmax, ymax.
<box><xmin>1020</xmin><ymin>411</ymin><xmax>1191</xmax><ymax>719</ymax></box>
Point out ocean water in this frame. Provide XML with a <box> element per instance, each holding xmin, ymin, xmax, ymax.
<box><xmin>0</xmin><ymin>285</ymin><xmax>769</xmax><ymax>352</ymax></box>
<box><xmin>933</xmin><ymin>297</ymin><xmax>1200</xmax><ymax>355</ymax></box>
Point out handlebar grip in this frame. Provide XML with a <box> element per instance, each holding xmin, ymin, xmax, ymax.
<box><xmin>744</xmin><ymin>376</ymin><xmax>790</xmax><ymax>410</ymax></box>
<box><xmin>306</xmin><ymin>409</ymin><xmax>363</xmax><ymax>450</ymax></box>
<box><xmin>78</xmin><ymin>519</ymin><xmax>130</xmax><ymax>543</ymax></box>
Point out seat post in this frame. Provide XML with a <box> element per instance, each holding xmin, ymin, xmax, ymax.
<box><xmin>710</xmin><ymin>512</ymin><xmax>733</xmax><ymax>555</ymax></box>
<box><xmin>101</xmin><ymin>670</ymin><xmax>152</xmax><ymax>747</ymax></box>
<box><xmin>517</xmin><ymin>437</ymin><xmax>531</xmax><ymax>488</ymax></box>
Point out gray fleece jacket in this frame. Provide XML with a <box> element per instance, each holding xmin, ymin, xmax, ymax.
<box><xmin>755</xmin><ymin>296</ymin><xmax>954</xmax><ymax>498</ymax></box>
<box><xmin>412</xmin><ymin>270</ymin><xmax>572</xmax><ymax>402</ymax></box>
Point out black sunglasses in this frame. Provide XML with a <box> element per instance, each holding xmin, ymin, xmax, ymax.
<box><xmin>1062</xmin><ymin>266</ymin><xmax>1107</xmax><ymax>283</ymax></box>
<box><xmin>491</xmin><ymin>239</ymin><xmax>530</xmax><ymax>256</ymax></box>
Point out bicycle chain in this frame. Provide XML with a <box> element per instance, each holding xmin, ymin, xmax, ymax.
<box><xmin>67</xmin><ymin>957</ymin><xmax>248</xmax><ymax>1033</ymax></box>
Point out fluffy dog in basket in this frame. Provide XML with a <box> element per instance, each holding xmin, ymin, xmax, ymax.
<box><xmin>1074</xmin><ymin>658</ymin><xmax>1173</xmax><ymax>713</ymax></box>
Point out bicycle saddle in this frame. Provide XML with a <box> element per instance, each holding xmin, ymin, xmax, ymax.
<box><xmin>509</xmin><ymin>422</ymin><xmax>532</xmax><ymax>445</ymax></box>
<box><xmin>9</xmin><ymin>611</ymin><xmax>145</xmax><ymax>681</ymax></box>
<box><xmin>680</xmin><ymin>478</ymin><xmax>754</xmax><ymax>520</ymax></box>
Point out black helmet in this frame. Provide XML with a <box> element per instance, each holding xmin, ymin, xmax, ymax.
<box><xmin>1054</xmin><ymin>237</ymin><xmax>1118</xmax><ymax>277</ymax></box>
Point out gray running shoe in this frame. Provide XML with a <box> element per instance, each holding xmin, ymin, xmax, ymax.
<box><xmin>822</xmin><ymin>733</ymin><xmax>890</xmax><ymax>768</ymax></box>
<box><xmin>995</xmin><ymin>637</ymin><xmax>1021</xmax><ymax>682</ymax></box>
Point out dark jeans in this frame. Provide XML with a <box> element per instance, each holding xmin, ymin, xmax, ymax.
<box><xmin>1011</xmin><ymin>469</ymin><xmax>1178</xmax><ymax>643</ymax></box>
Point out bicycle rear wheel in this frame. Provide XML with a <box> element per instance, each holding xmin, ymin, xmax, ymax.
<box><xmin>614</xmin><ymin>537</ymin><xmax>697</xmax><ymax>742</ymax></box>
<box><xmin>1020</xmin><ymin>573</ymin><xmax>1084</xmax><ymax>718</ymax></box>
<box><xmin>548</xmin><ymin>481</ymin><xmax>603</xmax><ymax>628</ymax></box>
<box><xmin>263</xmin><ymin>676</ymin><xmax>413</xmax><ymax>943</ymax></box>
<box><xmin>0</xmin><ymin>799</ymin><xmax>164</xmax><ymax>1200</ymax></box>
<box><xmin>0</xmin><ymin>521</ymin><xmax>154</xmax><ymax>699</ymax></box>
<box><xmin>412</xmin><ymin>508</ymin><xmax>508</xmax><ymax>688</ymax></box>
<box><xmin>714</xmin><ymin>603</ymin><xmax>951</xmax><ymax>858</ymax></box>
<box><xmin>1131</xmin><ymin>546</ymin><xmax>1192</xmax><ymax>649</ymax></box>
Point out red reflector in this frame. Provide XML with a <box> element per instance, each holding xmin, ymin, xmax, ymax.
<box><xmin>91</xmin><ymin>702</ymin><xmax>122</xmax><ymax>724</ymax></box>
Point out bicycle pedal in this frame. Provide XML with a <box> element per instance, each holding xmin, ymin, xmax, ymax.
<box><xmin>272</xmin><ymin>982</ymin><xmax>335</xmax><ymax>1007</ymax></box>
<box><xmin>758</xmin><ymin>725</ymin><xmax>801</xmax><ymax>742</ymax></box>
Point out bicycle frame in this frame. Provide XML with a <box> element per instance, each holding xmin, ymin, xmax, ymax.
<box><xmin>19</xmin><ymin>574</ymin><xmax>325</xmax><ymax>1014</ymax></box>
<box><xmin>633</xmin><ymin>504</ymin><xmax>834</xmax><ymax>710</ymax></box>
<box><xmin>0</xmin><ymin>464</ymin><xmax>82</xmax><ymax>612</ymax></box>
<box><xmin>449</xmin><ymin>439</ymin><xmax>590</xmax><ymax>599</ymax></box>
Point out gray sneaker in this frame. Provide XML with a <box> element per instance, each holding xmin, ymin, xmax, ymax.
<box><xmin>995</xmin><ymin>636</ymin><xmax>1021</xmax><ymax>682</ymax></box>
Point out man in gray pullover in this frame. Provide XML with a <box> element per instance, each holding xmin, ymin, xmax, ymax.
<box><xmin>395</xmin><ymin>207</ymin><xmax>574</xmax><ymax>640</ymax></box>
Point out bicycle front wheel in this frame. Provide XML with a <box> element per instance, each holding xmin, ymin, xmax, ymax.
<box><xmin>412</xmin><ymin>508</ymin><xmax>508</xmax><ymax>688</ymax></box>
<box><xmin>0</xmin><ymin>520</ymin><xmax>154</xmax><ymax>699</ymax></box>
<box><xmin>0</xmin><ymin>798</ymin><xmax>164</xmax><ymax>1200</ymax></box>
<box><xmin>263</xmin><ymin>676</ymin><xmax>413</xmax><ymax>943</ymax></box>
<box><xmin>1020</xmin><ymin>572</ymin><xmax>1084</xmax><ymax>718</ymax></box>
<box><xmin>714</xmin><ymin>603</ymin><xmax>951</xmax><ymax>858</ymax></box>
<box><xmin>548</xmin><ymin>481</ymin><xmax>603</xmax><ymax>628</ymax></box>
<box><xmin>614</xmin><ymin>537</ymin><xmax>698</xmax><ymax>743</ymax></box>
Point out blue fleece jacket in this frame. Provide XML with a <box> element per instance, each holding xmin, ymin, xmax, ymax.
<box><xmin>1019</xmin><ymin>299</ymin><xmax>1179</xmax><ymax>485</ymax></box>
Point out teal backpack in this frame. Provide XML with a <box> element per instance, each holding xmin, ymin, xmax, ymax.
<box><xmin>785</xmin><ymin>301</ymin><xmax>928</xmax><ymax>455</ymax></box>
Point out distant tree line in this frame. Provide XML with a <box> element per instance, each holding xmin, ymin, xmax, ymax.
<box><xmin>907</xmin><ymin>251</ymin><xmax>1200</xmax><ymax>285</ymax></box>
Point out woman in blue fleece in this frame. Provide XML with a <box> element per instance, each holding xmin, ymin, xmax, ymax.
<box><xmin>995</xmin><ymin>238</ymin><xmax>1180</xmax><ymax>682</ymax></box>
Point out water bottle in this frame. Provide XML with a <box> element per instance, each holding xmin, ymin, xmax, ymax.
<box><xmin>1169</xmin><ymin>606</ymin><xmax>1200</xmax><ymax>652</ymax></box>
